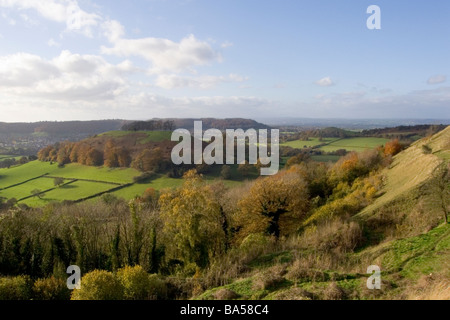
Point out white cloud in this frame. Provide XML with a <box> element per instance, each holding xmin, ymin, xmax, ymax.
<box><xmin>155</xmin><ymin>73</ymin><xmax>247</xmax><ymax>89</ymax></box>
<box><xmin>315</xmin><ymin>76</ymin><xmax>335</xmax><ymax>87</ymax></box>
<box><xmin>427</xmin><ymin>75</ymin><xmax>446</xmax><ymax>85</ymax></box>
<box><xmin>0</xmin><ymin>0</ymin><xmax>101</xmax><ymax>37</ymax></box>
<box><xmin>101</xmin><ymin>19</ymin><xmax>125</xmax><ymax>42</ymax></box>
<box><xmin>1</xmin><ymin>11</ymin><xmax>16</xmax><ymax>25</ymax></box>
<box><xmin>47</xmin><ymin>38</ymin><xmax>60</xmax><ymax>47</ymax></box>
<box><xmin>101</xmin><ymin>34</ymin><xmax>221</xmax><ymax>74</ymax></box>
<box><xmin>0</xmin><ymin>51</ymin><xmax>133</xmax><ymax>101</ymax></box>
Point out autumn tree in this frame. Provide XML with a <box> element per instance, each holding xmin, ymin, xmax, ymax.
<box><xmin>132</xmin><ymin>148</ymin><xmax>163</xmax><ymax>172</ymax></box>
<box><xmin>85</xmin><ymin>148</ymin><xmax>104</xmax><ymax>166</ymax></box>
<box><xmin>38</xmin><ymin>146</ymin><xmax>54</xmax><ymax>161</ymax></box>
<box><xmin>159</xmin><ymin>170</ymin><xmax>226</xmax><ymax>268</ymax></box>
<box><xmin>104</xmin><ymin>140</ymin><xmax>119</xmax><ymax>168</ymax></box>
<box><xmin>236</xmin><ymin>171</ymin><xmax>309</xmax><ymax>241</ymax></box>
<box><xmin>237</xmin><ymin>161</ymin><xmax>252</xmax><ymax>178</ymax></box>
<box><xmin>220</xmin><ymin>165</ymin><xmax>232</xmax><ymax>180</ymax></box>
<box><xmin>384</xmin><ymin>139</ymin><xmax>402</xmax><ymax>157</ymax></box>
<box><xmin>56</xmin><ymin>142</ymin><xmax>73</xmax><ymax>165</ymax></box>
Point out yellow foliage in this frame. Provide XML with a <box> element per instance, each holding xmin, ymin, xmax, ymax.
<box><xmin>159</xmin><ymin>170</ymin><xmax>226</xmax><ymax>268</ymax></box>
<box><xmin>236</xmin><ymin>171</ymin><xmax>309</xmax><ymax>241</ymax></box>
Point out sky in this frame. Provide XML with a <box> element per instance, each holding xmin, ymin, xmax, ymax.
<box><xmin>0</xmin><ymin>0</ymin><xmax>449</xmax><ymax>122</ymax></box>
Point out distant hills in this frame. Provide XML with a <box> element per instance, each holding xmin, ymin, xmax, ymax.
<box><xmin>258</xmin><ymin>118</ymin><xmax>450</xmax><ymax>130</ymax></box>
<box><xmin>0</xmin><ymin>118</ymin><xmax>270</xmax><ymax>137</ymax></box>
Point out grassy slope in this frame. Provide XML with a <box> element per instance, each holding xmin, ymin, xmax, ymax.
<box><xmin>357</xmin><ymin>126</ymin><xmax>450</xmax><ymax>218</ymax></box>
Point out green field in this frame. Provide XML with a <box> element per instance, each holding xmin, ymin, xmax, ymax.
<box><xmin>282</xmin><ymin>137</ymin><xmax>389</xmax><ymax>153</ymax></box>
<box><xmin>318</xmin><ymin>137</ymin><xmax>389</xmax><ymax>152</ymax></box>
<box><xmin>0</xmin><ymin>161</ymin><xmax>142</xmax><ymax>206</ymax></box>
<box><xmin>21</xmin><ymin>181</ymin><xmax>115</xmax><ymax>207</ymax></box>
<box><xmin>281</xmin><ymin>137</ymin><xmax>339</xmax><ymax>149</ymax></box>
<box><xmin>0</xmin><ymin>160</ymin><xmax>251</xmax><ymax>207</ymax></box>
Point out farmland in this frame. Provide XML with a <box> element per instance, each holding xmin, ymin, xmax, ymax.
<box><xmin>0</xmin><ymin>160</ymin><xmax>252</xmax><ymax>207</ymax></box>
<box><xmin>282</xmin><ymin>137</ymin><xmax>390</xmax><ymax>153</ymax></box>
<box><xmin>0</xmin><ymin>161</ymin><xmax>143</xmax><ymax>207</ymax></box>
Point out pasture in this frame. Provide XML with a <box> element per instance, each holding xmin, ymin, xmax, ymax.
<box><xmin>282</xmin><ymin>137</ymin><xmax>389</xmax><ymax>153</ymax></box>
<box><xmin>0</xmin><ymin>160</ymin><xmax>251</xmax><ymax>207</ymax></box>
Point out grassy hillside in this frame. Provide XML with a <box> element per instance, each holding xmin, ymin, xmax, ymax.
<box><xmin>358</xmin><ymin>126</ymin><xmax>450</xmax><ymax>221</ymax></box>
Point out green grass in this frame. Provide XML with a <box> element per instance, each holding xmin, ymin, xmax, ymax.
<box><xmin>21</xmin><ymin>181</ymin><xmax>115</xmax><ymax>207</ymax></box>
<box><xmin>318</xmin><ymin>137</ymin><xmax>389</xmax><ymax>153</ymax></box>
<box><xmin>111</xmin><ymin>175</ymin><xmax>184</xmax><ymax>199</ymax></box>
<box><xmin>381</xmin><ymin>224</ymin><xmax>450</xmax><ymax>279</ymax></box>
<box><xmin>138</xmin><ymin>131</ymin><xmax>173</xmax><ymax>143</ymax></box>
<box><xmin>281</xmin><ymin>137</ymin><xmax>389</xmax><ymax>153</ymax></box>
<box><xmin>281</xmin><ymin>137</ymin><xmax>339</xmax><ymax>149</ymax></box>
<box><xmin>0</xmin><ymin>161</ymin><xmax>52</xmax><ymax>188</ymax></box>
<box><xmin>0</xmin><ymin>177</ymin><xmax>57</xmax><ymax>200</ymax></box>
<box><xmin>50</xmin><ymin>163</ymin><xmax>138</xmax><ymax>184</ymax></box>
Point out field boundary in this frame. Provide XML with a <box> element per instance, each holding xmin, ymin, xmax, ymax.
<box><xmin>17</xmin><ymin>179</ymin><xmax>78</xmax><ymax>201</ymax></box>
<box><xmin>74</xmin><ymin>183</ymin><xmax>134</xmax><ymax>203</ymax></box>
<box><xmin>43</xmin><ymin>175</ymin><xmax>122</xmax><ymax>186</ymax></box>
<box><xmin>0</xmin><ymin>173</ymin><xmax>50</xmax><ymax>191</ymax></box>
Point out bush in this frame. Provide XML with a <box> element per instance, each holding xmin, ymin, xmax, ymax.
<box><xmin>0</xmin><ymin>276</ymin><xmax>33</xmax><ymax>300</ymax></box>
<box><xmin>323</xmin><ymin>282</ymin><xmax>346</xmax><ymax>300</ymax></box>
<box><xmin>285</xmin><ymin>259</ymin><xmax>327</xmax><ymax>283</ymax></box>
<box><xmin>252</xmin><ymin>265</ymin><xmax>286</xmax><ymax>290</ymax></box>
<box><xmin>116</xmin><ymin>265</ymin><xmax>166</xmax><ymax>300</ymax></box>
<box><xmin>71</xmin><ymin>270</ymin><xmax>124</xmax><ymax>300</ymax></box>
<box><xmin>33</xmin><ymin>277</ymin><xmax>71</xmax><ymax>300</ymax></box>
<box><xmin>274</xmin><ymin>287</ymin><xmax>314</xmax><ymax>300</ymax></box>
<box><xmin>213</xmin><ymin>288</ymin><xmax>239</xmax><ymax>300</ymax></box>
<box><xmin>422</xmin><ymin>144</ymin><xmax>432</xmax><ymax>154</ymax></box>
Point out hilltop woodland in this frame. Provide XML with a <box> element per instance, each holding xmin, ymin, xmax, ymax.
<box><xmin>0</xmin><ymin>126</ymin><xmax>448</xmax><ymax>300</ymax></box>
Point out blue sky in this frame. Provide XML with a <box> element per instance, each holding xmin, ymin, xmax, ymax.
<box><xmin>0</xmin><ymin>0</ymin><xmax>449</xmax><ymax>122</ymax></box>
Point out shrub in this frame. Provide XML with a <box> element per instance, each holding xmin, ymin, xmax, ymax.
<box><xmin>252</xmin><ymin>265</ymin><xmax>286</xmax><ymax>290</ymax></box>
<box><xmin>285</xmin><ymin>259</ymin><xmax>327</xmax><ymax>283</ymax></box>
<box><xmin>274</xmin><ymin>287</ymin><xmax>314</xmax><ymax>300</ymax></box>
<box><xmin>0</xmin><ymin>276</ymin><xmax>33</xmax><ymax>300</ymax></box>
<box><xmin>213</xmin><ymin>288</ymin><xmax>239</xmax><ymax>300</ymax></box>
<box><xmin>71</xmin><ymin>270</ymin><xmax>124</xmax><ymax>300</ymax></box>
<box><xmin>422</xmin><ymin>144</ymin><xmax>432</xmax><ymax>154</ymax></box>
<box><xmin>33</xmin><ymin>277</ymin><xmax>71</xmax><ymax>300</ymax></box>
<box><xmin>323</xmin><ymin>282</ymin><xmax>346</xmax><ymax>300</ymax></box>
<box><xmin>220</xmin><ymin>165</ymin><xmax>232</xmax><ymax>180</ymax></box>
<box><xmin>116</xmin><ymin>265</ymin><xmax>166</xmax><ymax>300</ymax></box>
<box><xmin>239</xmin><ymin>233</ymin><xmax>269</xmax><ymax>251</ymax></box>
